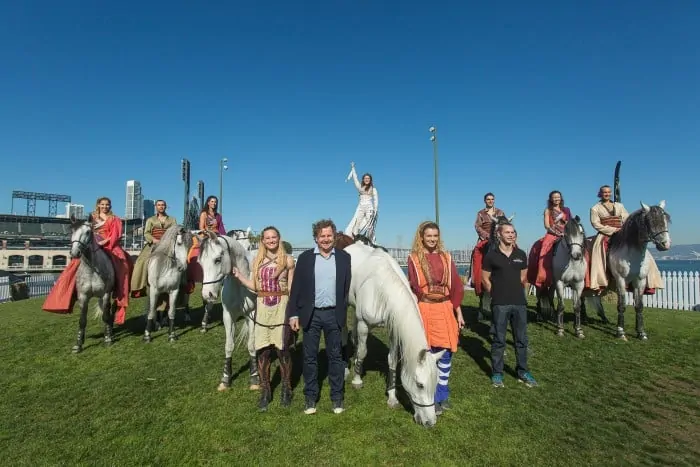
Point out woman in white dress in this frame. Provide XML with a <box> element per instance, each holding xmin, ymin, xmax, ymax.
<box><xmin>345</xmin><ymin>162</ymin><xmax>379</xmax><ymax>242</ymax></box>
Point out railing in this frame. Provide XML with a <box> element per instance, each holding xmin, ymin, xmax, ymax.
<box><xmin>3</xmin><ymin>269</ymin><xmax>698</xmax><ymax>311</ymax></box>
<box><xmin>526</xmin><ymin>270</ymin><xmax>700</xmax><ymax>311</ymax></box>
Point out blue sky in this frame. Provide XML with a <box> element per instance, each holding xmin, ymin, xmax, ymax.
<box><xmin>1</xmin><ymin>1</ymin><xmax>698</xmax><ymax>249</ymax></box>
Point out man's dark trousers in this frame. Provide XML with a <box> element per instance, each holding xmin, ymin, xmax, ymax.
<box><xmin>491</xmin><ymin>304</ymin><xmax>529</xmax><ymax>377</ymax></box>
<box><xmin>303</xmin><ymin>307</ymin><xmax>345</xmax><ymax>403</ymax></box>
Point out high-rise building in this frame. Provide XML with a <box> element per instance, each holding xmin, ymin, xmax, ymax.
<box><xmin>143</xmin><ymin>199</ymin><xmax>155</xmax><ymax>219</ymax></box>
<box><xmin>56</xmin><ymin>203</ymin><xmax>85</xmax><ymax>219</ymax></box>
<box><xmin>125</xmin><ymin>180</ymin><xmax>143</xmax><ymax>219</ymax></box>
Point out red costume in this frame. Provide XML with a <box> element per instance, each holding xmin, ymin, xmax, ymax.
<box><xmin>527</xmin><ymin>207</ymin><xmax>572</xmax><ymax>289</ymax></box>
<box><xmin>43</xmin><ymin>216</ymin><xmax>133</xmax><ymax>325</ymax></box>
<box><xmin>470</xmin><ymin>208</ymin><xmax>504</xmax><ymax>295</ymax></box>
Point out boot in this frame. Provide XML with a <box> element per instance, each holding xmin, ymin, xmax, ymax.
<box><xmin>257</xmin><ymin>348</ymin><xmax>272</xmax><ymax>411</ymax></box>
<box><xmin>278</xmin><ymin>348</ymin><xmax>293</xmax><ymax>407</ymax></box>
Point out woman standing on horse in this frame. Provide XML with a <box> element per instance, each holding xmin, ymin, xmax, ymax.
<box><xmin>43</xmin><ymin>197</ymin><xmax>132</xmax><ymax>325</ymax></box>
<box><xmin>231</xmin><ymin>226</ymin><xmax>295</xmax><ymax>412</ymax></box>
<box><xmin>527</xmin><ymin>190</ymin><xmax>573</xmax><ymax>289</ymax></box>
<box><xmin>406</xmin><ymin>221</ymin><xmax>465</xmax><ymax>415</ymax></box>
<box><xmin>344</xmin><ymin>162</ymin><xmax>379</xmax><ymax>242</ymax></box>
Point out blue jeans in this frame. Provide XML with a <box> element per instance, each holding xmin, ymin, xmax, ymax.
<box><xmin>490</xmin><ymin>304</ymin><xmax>529</xmax><ymax>378</ymax></box>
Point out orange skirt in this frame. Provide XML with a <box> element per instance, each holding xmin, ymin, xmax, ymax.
<box><xmin>417</xmin><ymin>300</ymin><xmax>459</xmax><ymax>352</ymax></box>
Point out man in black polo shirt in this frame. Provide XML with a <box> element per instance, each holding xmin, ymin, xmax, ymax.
<box><xmin>482</xmin><ymin>222</ymin><xmax>538</xmax><ymax>388</ymax></box>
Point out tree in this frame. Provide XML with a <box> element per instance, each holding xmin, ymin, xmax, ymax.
<box><xmin>282</xmin><ymin>241</ymin><xmax>292</xmax><ymax>254</ymax></box>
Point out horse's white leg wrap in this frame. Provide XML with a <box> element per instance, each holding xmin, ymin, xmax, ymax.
<box><xmin>352</xmin><ymin>319</ymin><xmax>369</xmax><ymax>388</ymax></box>
<box><xmin>387</xmin><ymin>340</ymin><xmax>400</xmax><ymax>408</ymax></box>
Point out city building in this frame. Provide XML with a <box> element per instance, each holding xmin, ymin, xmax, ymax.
<box><xmin>125</xmin><ymin>180</ymin><xmax>143</xmax><ymax>220</ymax></box>
<box><xmin>143</xmin><ymin>199</ymin><xmax>155</xmax><ymax>218</ymax></box>
<box><xmin>56</xmin><ymin>203</ymin><xmax>85</xmax><ymax>219</ymax></box>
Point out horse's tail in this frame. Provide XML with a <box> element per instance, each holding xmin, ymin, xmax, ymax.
<box><xmin>92</xmin><ymin>301</ymin><xmax>103</xmax><ymax>320</ymax></box>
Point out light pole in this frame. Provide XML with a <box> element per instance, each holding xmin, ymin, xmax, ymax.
<box><xmin>219</xmin><ymin>157</ymin><xmax>228</xmax><ymax>216</ymax></box>
<box><xmin>429</xmin><ymin>126</ymin><xmax>440</xmax><ymax>225</ymax></box>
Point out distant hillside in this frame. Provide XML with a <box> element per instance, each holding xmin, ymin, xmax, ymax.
<box><xmin>649</xmin><ymin>244</ymin><xmax>700</xmax><ymax>261</ymax></box>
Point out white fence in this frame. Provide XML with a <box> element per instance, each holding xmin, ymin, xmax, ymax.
<box><xmin>529</xmin><ymin>270</ymin><xmax>700</xmax><ymax>311</ymax></box>
<box><xmin>2</xmin><ymin>270</ymin><xmax>699</xmax><ymax>311</ymax></box>
<box><xmin>0</xmin><ymin>273</ymin><xmax>59</xmax><ymax>304</ymax></box>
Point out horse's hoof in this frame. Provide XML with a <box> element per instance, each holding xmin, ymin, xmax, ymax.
<box><xmin>200</xmin><ymin>327</ymin><xmax>208</xmax><ymax>334</ymax></box>
<box><xmin>103</xmin><ymin>340</ymin><xmax>113</xmax><ymax>347</ymax></box>
<box><xmin>637</xmin><ymin>333</ymin><xmax>648</xmax><ymax>340</ymax></box>
<box><xmin>351</xmin><ymin>381</ymin><xmax>363</xmax><ymax>389</ymax></box>
<box><xmin>143</xmin><ymin>335</ymin><xmax>151</xmax><ymax>343</ymax></box>
<box><xmin>556</xmin><ymin>329</ymin><xmax>564</xmax><ymax>337</ymax></box>
<box><xmin>387</xmin><ymin>399</ymin><xmax>400</xmax><ymax>409</ymax></box>
<box><xmin>71</xmin><ymin>345</ymin><xmax>82</xmax><ymax>354</ymax></box>
<box><xmin>576</xmin><ymin>332</ymin><xmax>585</xmax><ymax>339</ymax></box>
<box><xmin>618</xmin><ymin>334</ymin><xmax>628</xmax><ymax>341</ymax></box>
<box><xmin>168</xmin><ymin>335</ymin><xmax>178</xmax><ymax>342</ymax></box>
<box><xmin>217</xmin><ymin>383</ymin><xmax>229</xmax><ymax>392</ymax></box>
<box><xmin>249</xmin><ymin>384</ymin><xmax>260</xmax><ymax>391</ymax></box>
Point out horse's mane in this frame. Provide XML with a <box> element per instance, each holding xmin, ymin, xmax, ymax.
<box><xmin>349</xmin><ymin>233</ymin><xmax>389</xmax><ymax>253</ymax></box>
<box><xmin>487</xmin><ymin>215</ymin><xmax>513</xmax><ymax>253</ymax></box>
<box><xmin>151</xmin><ymin>225</ymin><xmax>191</xmax><ymax>257</ymax></box>
<box><xmin>343</xmin><ymin>238</ymin><xmax>427</xmax><ymax>384</ymax></box>
<box><xmin>609</xmin><ymin>206</ymin><xmax>670</xmax><ymax>250</ymax></box>
<box><xmin>563</xmin><ymin>216</ymin><xmax>584</xmax><ymax>239</ymax></box>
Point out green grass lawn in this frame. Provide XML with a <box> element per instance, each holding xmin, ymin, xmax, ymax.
<box><xmin>1</xmin><ymin>290</ymin><xmax>699</xmax><ymax>466</ymax></box>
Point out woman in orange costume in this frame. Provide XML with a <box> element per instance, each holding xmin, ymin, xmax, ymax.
<box><xmin>527</xmin><ymin>190</ymin><xmax>572</xmax><ymax>289</ymax></box>
<box><xmin>43</xmin><ymin>197</ymin><xmax>133</xmax><ymax>325</ymax></box>
<box><xmin>406</xmin><ymin>221</ymin><xmax>465</xmax><ymax>415</ymax></box>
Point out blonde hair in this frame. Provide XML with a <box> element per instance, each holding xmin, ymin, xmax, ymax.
<box><xmin>410</xmin><ymin>221</ymin><xmax>446</xmax><ymax>286</ymax></box>
<box><xmin>92</xmin><ymin>196</ymin><xmax>114</xmax><ymax>219</ymax></box>
<box><xmin>252</xmin><ymin>226</ymin><xmax>288</xmax><ymax>290</ymax></box>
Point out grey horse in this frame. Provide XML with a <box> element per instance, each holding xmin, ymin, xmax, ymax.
<box><xmin>69</xmin><ymin>217</ymin><xmax>116</xmax><ymax>353</ymax></box>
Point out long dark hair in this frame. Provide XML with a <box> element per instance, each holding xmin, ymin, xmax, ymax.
<box><xmin>201</xmin><ymin>195</ymin><xmax>219</xmax><ymax>215</ymax></box>
<box><xmin>547</xmin><ymin>190</ymin><xmax>565</xmax><ymax>210</ymax></box>
<box><xmin>361</xmin><ymin>173</ymin><xmax>374</xmax><ymax>191</ymax></box>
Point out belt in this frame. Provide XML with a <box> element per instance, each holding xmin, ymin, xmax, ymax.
<box><xmin>314</xmin><ymin>306</ymin><xmax>335</xmax><ymax>311</ymax></box>
<box><xmin>420</xmin><ymin>296</ymin><xmax>450</xmax><ymax>304</ymax></box>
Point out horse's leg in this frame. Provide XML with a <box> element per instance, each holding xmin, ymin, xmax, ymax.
<box><xmin>573</xmin><ymin>281</ymin><xmax>585</xmax><ymax>339</ymax></box>
<box><xmin>217</xmin><ymin>307</ymin><xmax>235</xmax><ymax>391</ymax></box>
<box><xmin>386</xmin><ymin>337</ymin><xmax>400</xmax><ymax>409</ymax></box>
<box><xmin>614</xmin><ymin>276</ymin><xmax>628</xmax><ymax>341</ymax></box>
<box><xmin>100</xmin><ymin>293</ymin><xmax>114</xmax><ymax>346</ymax></box>
<box><xmin>72</xmin><ymin>294</ymin><xmax>88</xmax><ymax>353</ymax></box>
<box><xmin>247</xmin><ymin>315</ymin><xmax>260</xmax><ymax>390</ymax></box>
<box><xmin>633</xmin><ymin>279</ymin><xmax>648</xmax><ymax>340</ymax></box>
<box><xmin>351</xmin><ymin>319</ymin><xmax>369</xmax><ymax>389</ymax></box>
<box><xmin>201</xmin><ymin>301</ymin><xmax>212</xmax><ymax>333</ymax></box>
<box><xmin>143</xmin><ymin>288</ymin><xmax>158</xmax><ymax>343</ymax></box>
<box><xmin>554</xmin><ymin>282</ymin><xmax>566</xmax><ymax>337</ymax></box>
<box><xmin>167</xmin><ymin>290</ymin><xmax>179</xmax><ymax>342</ymax></box>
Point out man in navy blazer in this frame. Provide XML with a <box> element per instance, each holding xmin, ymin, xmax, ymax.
<box><xmin>287</xmin><ymin>219</ymin><xmax>351</xmax><ymax>415</ymax></box>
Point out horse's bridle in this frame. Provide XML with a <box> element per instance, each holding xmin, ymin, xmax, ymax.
<box><xmin>644</xmin><ymin>214</ymin><xmax>669</xmax><ymax>247</ymax></box>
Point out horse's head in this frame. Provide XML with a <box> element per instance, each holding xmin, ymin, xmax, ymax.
<box><xmin>563</xmin><ymin>215</ymin><xmax>585</xmax><ymax>261</ymax></box>
<box><xmin>69</xmin><ymin>215</ymin><xmax>93</xmax><ymax>259</ymax></box>
<box><xmin>488</xmin><ymin>213</ymin><xmax>515</xmax><ymax>251</ymax></box>
<box><xmin>641</xmin><ymin>200</ymin><xmax>671</xmax><ymax>251</ymax></box>
<box><xmin>199</xmin><ymin>232</ymin><xmax>249</xmax><ymax>302</ymax></box>
<box><xmin>405</xmin><ymin>348</ymin><xmax>445</xmax><ymax>428</ymax></box>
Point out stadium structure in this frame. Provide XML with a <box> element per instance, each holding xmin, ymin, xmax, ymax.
<box><xmin>1</xmin><ymin>191</ymin><xmax>144</xmax><ymax>273</ymax></box>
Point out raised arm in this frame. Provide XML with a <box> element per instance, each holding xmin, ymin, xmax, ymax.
<box><xmin>372</xmin><ymin>187</ymin><xmax>379</xmax><ymax>211</ymax></box>
<box><xmin>350</xmin><ymin>165</ymin><xmax>362</xmax><ymax>190</ymax></box>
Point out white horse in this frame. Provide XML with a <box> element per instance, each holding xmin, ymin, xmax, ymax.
<box><xmin>68</xmin><ymin>217</ymin><xmax>116</xmax><ymax>353</ymax></box>
<box><xmin>143</xmin><ymin>225</ymin><xmax>192</xmax><ymax>343</ymax></box>
<box><xmin>550</xmin><ymin>215</ymin><xmax>587</xmax><ymax>338</ymax></box>
<box><xmin>336</xmin><ymin>233</ymin><xmax>442</xmax><ymax>428</ymax></box>
<box><xmin>608</xmin><ymin>201</ymin><xmax>671</xmax><ymax>340</ymax></box>
<box><xmin>197</xmin><ymin>231</ymin><xmax>259</xmax><ymax>390</ymax></box>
